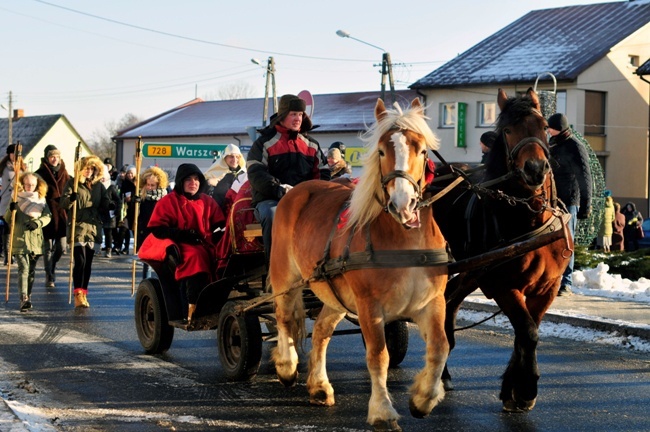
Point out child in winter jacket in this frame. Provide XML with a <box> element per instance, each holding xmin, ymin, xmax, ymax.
<box><xmin>5</xmin><ymin>172</ymin><xmax>51</xmax><ymax>311</ymax></box>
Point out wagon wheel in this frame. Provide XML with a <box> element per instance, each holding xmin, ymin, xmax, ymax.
<box><xmin>134</xmin><ymin>278</ymin><xmax>174</xmax><ymax>354</ymax></box>
<box><xmin>217</xmin><ymin>300</ymin><xmax>262</xmax><ymax>381</ymax></box>
<box><xmin>360</xmin><ymin>320</ymin><xmax>409</xmax><ymax>368</ymax></box>
<box><xmin>385</xmin><ymin>320</ymin><xmax>409</xmax><ymax>368</ymax></box>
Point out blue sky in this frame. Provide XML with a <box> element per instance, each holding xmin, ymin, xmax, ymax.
<box><xmin>0</xmin><ymin>0</ymin><xmax>612</xmax><ymax>138</ymax></box>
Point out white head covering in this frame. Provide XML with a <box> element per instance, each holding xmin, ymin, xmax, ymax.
<box><xmin>203</xmin><ymin>144</ymin><xmax>245</xmax><ymax>186</ymax></box>
<box><xmin>100</xmin><ymin>165</ymin><xmax>112</xmax><ymax>189</ymax></box>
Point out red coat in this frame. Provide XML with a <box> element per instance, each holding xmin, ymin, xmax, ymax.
<box><xmin>141</xmin><ymin>191</ymin><xmax>224</xmax><ymax>281</ymax></box>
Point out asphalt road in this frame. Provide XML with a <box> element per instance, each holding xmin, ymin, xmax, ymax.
<box><xmin>0</xmin><ymin>254</ymin><xmax>649</xmax><ymax>431</ymax></box>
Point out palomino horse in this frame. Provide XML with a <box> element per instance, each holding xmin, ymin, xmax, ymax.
<box><xmin>270</xmin><ymin>98</ymin><xmax>449</xmax><ymax>431</ymax></box>
<box><xmin>433</xmin><ymin>88</ymin><xmax>572</xmax><ymax>412</ymax></box>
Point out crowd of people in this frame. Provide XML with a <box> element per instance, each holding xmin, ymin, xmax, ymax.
<box><xmin>2</xmin><ymin>99</ymin><xmax>646</xmax><ymax>316</ymax></box>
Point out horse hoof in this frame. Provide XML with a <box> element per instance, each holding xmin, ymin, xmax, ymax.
<box><xmin>408</xmin><ymin>399</ymin><xmax>428</xmax><ymax>419</ymax></box>
<box><xmin>277</xmin><ymin>371</ymin><xmax>298</xmax><ymax>388</ymax></box>
<box><xmin>442</xmin><ymin>378</ymin><xmax>454</xmax><ymax>391</ymax></box>
<box><xmin>372</xmin><ymin>419</ymin><xmax>402</xmax><ymax>432</ymax></box>
<box><xmin>502</xmin><ymin>398</ymin><xmax>536</xmax><ymax>413</ymax></box>
<box><xmin>309</xmin><ymin>389</ymin><xmax>335</xmax><ymax>406</ymax></box>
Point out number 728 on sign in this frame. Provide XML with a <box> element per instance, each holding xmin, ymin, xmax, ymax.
<box><xmin>144</xmin><ymin>145</ymin><xmax>172</xmax><ymax>157</ymax></box>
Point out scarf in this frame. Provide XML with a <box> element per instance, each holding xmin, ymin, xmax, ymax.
<box><xmin>17</xmin><ymin>191</ymin><xmax>47</xmax><ymax>218</ymax></box>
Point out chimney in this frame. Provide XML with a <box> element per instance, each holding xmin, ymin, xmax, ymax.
<box><xmin>13</xmin><ymin>109</ymin><xmax>23</xmax><ymax>120</ymax></box>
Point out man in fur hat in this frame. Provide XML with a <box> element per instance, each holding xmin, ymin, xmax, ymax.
<box><xmin>247</xmin><ymin>94</ymin><xmax>330</xmax><ymax>262</ymax></box>
<box><xmin>35</xmin><ymin>144</ymin><xmax>70</xmax><ymax>288</ymax></box>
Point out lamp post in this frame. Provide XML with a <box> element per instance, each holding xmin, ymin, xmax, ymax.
<box><xmin>336</xmin><ymin>30</ymin><xmax>395</xmax><ymax>103</ymax></box>
<box><xmin>251</xmin><ymin>57</ymin><xmax>277</xmax><ymax>127</ymax></box>
<box><xmin>0</xmin><ymin>91</ymin><xmax>12</xmax><ymax>149</ymax></box>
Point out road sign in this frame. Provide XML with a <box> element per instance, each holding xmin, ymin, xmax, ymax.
<box><xmin>143</xmin><ymin>143</ymin><xmax>229</xmax><ymax>159</ymax></box>
<box><xmin>298</xmin><ymin>90</ymin><xmax>314</xmax><ymax>118</ymax></box>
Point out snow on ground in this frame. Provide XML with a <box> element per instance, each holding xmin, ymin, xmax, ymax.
<box><xmin>572</xmin><ymin>262</ymin><xmax>650</xmax><ymax>303</ymax></box>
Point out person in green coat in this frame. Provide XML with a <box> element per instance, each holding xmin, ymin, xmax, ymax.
<box><xmin>599</xmin><ymin>192</ymin><xmax>615</xmax><ymax>253</ymax></box>
<box><xmin>5</xmin><ymin>172</ymin><xmax>52</xmax><ymax>311</ymax></box>
<box><xmin>60</xmin><ymin>155</ymin><xmax>111</xmax><ymax>309</ymax></box>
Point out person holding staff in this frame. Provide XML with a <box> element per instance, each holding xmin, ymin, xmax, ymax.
<box><xmin>60</xmin><ymin>156</ymin><xmax>111</xmax><ymax>308</ymax></box>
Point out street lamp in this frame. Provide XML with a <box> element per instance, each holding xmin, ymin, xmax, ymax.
<box><xmin>0</xmin><ymin>91</ymin><xmax>12</xmax><ymax>149</ymax></box>
<box><xmin>336</xmin><ymin>30</ymin><xmax>395</xmax><ymax>103</ymax></box>
<box><xmin>251</xmin><ymin>57</ymin><xmax>277</xmax><ymax>127</ymax></box>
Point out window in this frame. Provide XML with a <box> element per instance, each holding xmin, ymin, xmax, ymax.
<box><xmin>584</xmin><ymin>91</ymin><xmax>606</xmax><ymax>135</ymax></box>
<box><xmin>556</xmin><ymin>90</ymin><xmax>567</xmax><ymax>115</ymax></box>
<box><xmin>477</xmin><ymin>101</ymin><xmax>497</xmax><ymax>127</ymax></box>
<box><xmin>440</xmin><ymin>102</ymin><xmax>456</xmax><ymax>128</ymax></box>
<box><xmin>629</xmin><ymin>55</ymin><xmax>640</xmax><ymax>67</ymax></box>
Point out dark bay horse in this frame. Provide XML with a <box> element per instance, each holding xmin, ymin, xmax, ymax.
<box><xmin>270</xmin><ymin>98</ymin><xmax>449</xmax><ymax>431</ymax></box>
<box><xmin>433</xmin><ymin>88</ymin><xmax>572</xmax><ymax>412</ymax></box>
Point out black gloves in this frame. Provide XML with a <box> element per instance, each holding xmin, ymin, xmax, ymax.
<box><xmin>69</xmin><ymin>192</ymin><xmax>78</xmax><ymax>203</ymax></box>
<box><xmin>151</xmin><ymin>227</ymin><xmax>204</xmax><ymax>245</ymax></box>
<box><xmin>133</xmin><ymin>196</ymin><xmax>142</xmax><ymax>203</ymax></box>
<box><xmin>183</xmin><ymin>229</ymin><xmax>204</xmax><ymax>245</ymax></box>
<box><xmin>108</xmin><ymin>201</ymin><xmax>117</xmax><ymax>211</ymax></box>
<box><xmin>577</xmin><ymin>206</ymin><xmax>591</xmax><ymax>220</ymax></box>
<box><xmin>9</xmin><ymin>202</ymin><xmax>17</xmax><ymax>212</ymax></box>
<box><xmin>24</xmin><ymin>220</ymin><xmax>38</xmax><ymax>231</ymax></box>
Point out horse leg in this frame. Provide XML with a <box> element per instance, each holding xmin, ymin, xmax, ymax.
<box><xmin>442</xmin><ymin>274</ymin><xmax>478</xmax><ymax>391</ymax></box>
<box><xmin>271</xmin><ymin>283</ymin><xmax>304</xmax><ymax>387</ymax></box>
<box><xmin>357</xmin><ymin>307</ymin><xmax>401</xmax><ymax>432</ymax></box>
<box><xmin>409</xmin><ymin>292</ymin><xmax>449</xmax><ymax>418</ymax></box>
<box><xmin>306</xmin><ymin>304</ymin><xmax>345</xmax><ymax>406</ymax></box>
<box><xmin>496</xmin><ymin>292</ymin><xmax>540</xmax><ymax>412</ymax></box>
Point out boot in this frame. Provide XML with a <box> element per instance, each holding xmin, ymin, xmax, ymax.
<box><xmin>81</xmin><ymin>290</ymin><xmax>90</xmax><ymax>308</ymax></box>
<box><xmin>187</xmin><ymin>304</ymin><xmax>196</xmax><ymax>323</ymax></box>
<box><xmin>74</xmin><ymin>290</ymin><xmax>85</xmax><ymax>308</ymax></box>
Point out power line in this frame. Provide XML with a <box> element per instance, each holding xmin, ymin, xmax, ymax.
<box><xmin>32</xmin><ymin>0</ymin><xmax>376</xmax><ymax>63</ymax></box>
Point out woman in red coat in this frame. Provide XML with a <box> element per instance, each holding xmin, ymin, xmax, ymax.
<box><xmin>142</xmin><ymin>163</ymin><xmax>225</xmax><ymax>322</ymax></box>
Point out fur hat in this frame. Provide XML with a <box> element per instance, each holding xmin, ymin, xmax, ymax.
<box><xmin>78</xmin><ymin>155</ymin><xmax>104</xmax><ymax>183</ymax></box>
<box><xmin>329</xmin><ymin>141</ymin><xmax>346</xmax><ymax>156</ymax></box>
<box><xmin>480</xmin><ymin>131</ymin><xmax>497</xmax><ymax>149</ymax></box>
<box><xmin>270</xmin><ymin>94</ymin><xmax>312</xmax><ymax>131</ymax></box>
<box><xmin>327</xmin><ymin>148</ymin><xmax>342</xmax><ymax>160</ymax></box>
<box><xmin>103</xmin><ymin>157</ymin><xmax>113</xmax><ymax>166</ymax></box>
<box><xmin>44</xmin><ymin>144</ymin><xmax>61</xmax><ymax>159</ymax></box>
<box><xmin>547</xmin><ymin>113</ymin><xmax>569</xmax><ymax>132</ymax></box>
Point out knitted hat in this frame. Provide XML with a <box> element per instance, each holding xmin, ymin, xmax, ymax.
<box><xmin>104</xmin><ymin>157</ymin><xmax>113</xmax><ymax>166</ymax></box>
<box><xmin>270</xmin><ymin>94</ymin><xmax>312</xmax><ymax>130</ymax></box>
<box><xmin>44</xmin><ymin>144</ymin><xmax>60</xmax><ymax>159</ymax></box>
<box><xmin>6</xmin><ymin>144</ymin><xmax>15</xmax><ymax>155</ymax></box>
<box><xmin>547</xmin><ymin>113</ymin><xmax>569</xmax><ymax>132</ymax></box>
<box><xmin>480</xmin><ymin>131</ymin><xmax>497</xmax><ymax>149</ymax></box>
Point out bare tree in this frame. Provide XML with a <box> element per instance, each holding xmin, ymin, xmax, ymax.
<box><xmin>87</xmin><ymin>113</ymin><xmax>142</xmax><ymax>162</ymax></box>
<box><xmin>204</xmin><ymin>81</ymin><xmax>257</xmax><ymax>101</ymax></box>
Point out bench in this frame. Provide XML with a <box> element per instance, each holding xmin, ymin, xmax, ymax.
<box><xmin>243</xmin><ymin>223</ymin><xmax>262</xmax><ymax>241</ymax></box>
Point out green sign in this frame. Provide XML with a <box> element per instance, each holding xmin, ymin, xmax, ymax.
<box><xmin>143</xmin><ymin>143</ymin><xmax>229</xmax><ymax>159</ymax></box>
<box><xmin>455</xmin><ymin>102</ymin><xmax>467</xmax><ymax>148</ymax></box>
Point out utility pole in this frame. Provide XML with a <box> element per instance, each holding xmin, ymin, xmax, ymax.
<box><xmin>252</xmin><ymin>57</ymin><xmax>277</xmax><ymax>127</ymax></box>
<box><xmin>1</xmin><ymin>92</ymin><xmax>12</xmax><ymax>148</ymax></box>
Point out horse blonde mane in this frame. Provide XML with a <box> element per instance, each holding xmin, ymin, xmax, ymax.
<box><xmin>346</xmin><ymin>100</ymin><xmax>439</xmax><ymax>230</ymax></box>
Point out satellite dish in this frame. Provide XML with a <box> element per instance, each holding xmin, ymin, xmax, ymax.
<box><xmin>298</xmin><ymin>90</ymin><xmax>314</xmax><ymax>118</ymax></box>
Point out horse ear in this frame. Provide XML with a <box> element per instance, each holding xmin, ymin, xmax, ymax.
<box><xmin>497</xmin><ymin>88</ymin><xmax>508</xmax><ymax>111</ymax></box>
<box><xmin>526</xmin><ymin>87</ymin><xmax>541</xmax><ymax>111</ymax></box>
<box><xmin>410</xmin><ymin>98</ymin><xmax>423</xmax><ymax>111</ymax></box>
<box><xmin>375</xmin><ymin>98</ymin><xmax>387</xmax><ymax>121</ymax></box>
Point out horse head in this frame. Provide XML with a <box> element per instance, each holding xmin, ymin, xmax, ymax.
<box><xmin>375</xmin><ymin>98</ymin><xmax>431</xmax><ymax>228</ymax></box>
<box><xmin>347</xmin><ymin>98</ymin><xmax>440</xmax><ymax>230</ymax></box>
<box><xmin>494</xmin><ymin>88</ymin><xmax>551</xmax><ymax>191</ymax></box>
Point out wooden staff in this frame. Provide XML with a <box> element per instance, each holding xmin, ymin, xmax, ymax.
<box><xmin>68</xmin><ymin>142</ymin><xmax>82</xmax><ymax>304</ymax></box>
<box><xmin>5</xmin><ymin>142</ymin><xmax>23</xmax><ymax>302</ymax></box>
<box><xmin>131</xmin><ymin>137</ymin><xmax>143</xmax><ymax>295</ymax></box>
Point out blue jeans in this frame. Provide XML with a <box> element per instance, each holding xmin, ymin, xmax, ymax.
<box><xmin>254</xmin><ymin>199</ymin><xmax>278</xmax><ymax>262</ymax></box>
<box><xmin>562</xmin><ymin>205</ymin><xmax>578</xmax><ymax>288</ymax></box>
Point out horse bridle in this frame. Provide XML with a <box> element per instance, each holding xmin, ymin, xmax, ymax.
<box><xmin>377</xmin><ymin>147</ymin><xmax>426</xmax><ymax>211</ymax></box>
